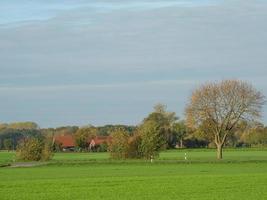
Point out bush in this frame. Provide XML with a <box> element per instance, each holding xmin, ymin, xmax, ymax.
<box><xmin>98</xmin><ymin>143</ymin><xmax>108</xmax><ymax>152</ymax></box>
<box><xmin>16</xmin><ymin>138</ymin><xmax>53</xmax><ymax>161</ymax></box>
<box><xmin>108</xmin><ymin>129</ymin><xmax>129</xmax><ymax>159</ymax></box>
<box><xmin>41</xmin><ymin>142</ymin><xmax>54</xmax><ymax>161</ymax></box>
<box><xmin>127</xmin><ymin>134</ymin><xmax>142</xmax><ymax>159</ymax></box>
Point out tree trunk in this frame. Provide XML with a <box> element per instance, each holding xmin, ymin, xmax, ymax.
<box><xmin>180</xmin><ymin>139</ymin><xmax>183</xmax><ymax>148</ymax></box>
<box><xmin>217</xmin><ymin>144</ymin><xmax>223</xmax><ymax>159</ymax></box>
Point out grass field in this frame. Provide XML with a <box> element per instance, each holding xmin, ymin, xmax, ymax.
<box><xmin>0</xmin><ymin>151</ymin><xmax>15</xmax><ymax>166</ymax></box>
<box><xmin>0</xmin><ymin>149</ymin><xmax>267</xmax><ymax>199</ymax></box>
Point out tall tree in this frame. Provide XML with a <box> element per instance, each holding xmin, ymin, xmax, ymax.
<box><xmin>139</xmin><ymin>120</ymin><xmax>166</xmax><ymax>159</ymax></box>
<box><xmin>186</xmin><ymin>80</ymin><xmax>265</xmax><ymax>159</ymax></box>
<box><xmin>139</xmin><ymin>104</ymin><xmax>178</xmax><ymax>158</ymax></box>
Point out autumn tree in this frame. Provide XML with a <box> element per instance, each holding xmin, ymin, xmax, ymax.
<box><xmin>74</xmin><ymin>127</ymin><xmax>97</xmax><ymax>151</ymax></box>
<box><xmin>186</xmin><ymin>80</ymin><xmax>265</xmax><ymax>159</ymax></box>
<box><xmin>241</xmin><ymin>124</ymin><xmax>267</xmax><ymax>147</ymax></box>
<box><xmin>8</xmin><ymin>122</ymin><xmax>39</xmax><ymax>130</ymax></box>
<box><xmin>108</xmin><ymin>128</ymin><xmax>129</xmax><ymax>159</ymax></box>
<box><xmin>16</xmin><ymin>138</ymin><xmax>53</xmax><ymax>161</ymax></box>
<box><xmin>127</xmin><ymin>133</ymin><xmax>142</xmax><ymax>159</ymax></box>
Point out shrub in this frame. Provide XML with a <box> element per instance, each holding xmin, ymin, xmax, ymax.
<box><xmin>41</xmin><ymin>142</ymin><xmax>54</xmax><ymax>161</ymax></box>
<box><xmin>127</xmin><ymin>134</ymin><xmax>142</xmax><ymax>159</ymax></box>
<box><xmin>98</xmin><ymin>143</ymin><xmax>108</xmax><ymax>152</ymax></box>
<box><xmin>108</xmin><ymin>129</ymin><xmax>129</xmax><ymax>159</ymax></box>
<box><xmin>16</xmin><ymin>138</ymin><xmax>53</xmax><ymax>161</ymax></box>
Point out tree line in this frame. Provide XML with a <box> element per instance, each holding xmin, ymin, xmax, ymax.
<box><xmin>0</xmin><ymin>80</ymin><xmax>266</xmax><ymax>160</ymax></box>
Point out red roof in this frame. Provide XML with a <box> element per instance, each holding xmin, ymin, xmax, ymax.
<box><xmin>54</xmin><ymin>135</ymin><xmax>75</xmax><ymax>148</ymax></box>
<box><xmin>89</xmin><ymin>136</ymin><xmax>111</xmax><ymax>146</ymax></box>
<box><xmin>54</xmin><ymin>135</ymin><xmax>112</xmax><ymax>148</ymax></box>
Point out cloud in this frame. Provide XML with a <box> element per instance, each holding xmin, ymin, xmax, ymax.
<box><xmin>0</xmin><ymin>79</ymin><xmax>195</xmax><ymax>93</ymax></box>
<box><xmin>0</xmin><ymin>0</ymin><xmax>266</xmax><ymax>126</ymax></box>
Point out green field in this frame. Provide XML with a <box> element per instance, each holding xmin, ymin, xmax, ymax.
<box><xmin>0</xmin><ymin>151</ymin><xmax>16</xmax><ymax>166</ymax></box>
<box><xmin>1</xmin><ymin>149</ymin><xmax>267</xmax><ymax>199</ymax></box>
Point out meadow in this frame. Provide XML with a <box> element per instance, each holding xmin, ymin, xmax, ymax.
<box><xmin>0</xmin><ymin>149</ymin><xmax>267</xmax><ymax>200</ymax></box>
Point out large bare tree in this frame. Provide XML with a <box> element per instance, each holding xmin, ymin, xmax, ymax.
<box><xmin>186</xmin><ymin>80</ymin><xmax>265</xmax><ymax>159</ymax></box>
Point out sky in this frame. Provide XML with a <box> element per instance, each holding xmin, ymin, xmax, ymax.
<box><xmin>0</xmin><ymin>0</ymin><xmax>267</xmax><ymax>128</ymax></box>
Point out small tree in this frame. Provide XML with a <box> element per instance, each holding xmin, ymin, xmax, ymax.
<box><xmin>16</xmin><ymin>138</ymin><xmax>53</xmax><ymax>161</ymax></box>
<box><xmin>137</xmin><ymin>104</ymin><xmax>178</xmax><ymax>158</ymax></box>
<box><xmin>139</xmin><ymin>120</ymin><xmax>166</xmax><ymax>159</ymax></box>
<box><xmin>74</xmin><ymin>127</ymin><xmax>96</xmax><ymax>151</ymax></box>
<box><xmin>186</xmin><ymin>80</ymin><xmax>265</xmax><ymax>159</ymax></box>
<box><xmin>108</xmin><ymin>129</ymin><xmax>129</xmax><ymax>159</ymax></box>
<box><xmin>127</xmin><ymin>133</ymin><xmax>142</xmax><ymax>159</ymax></box>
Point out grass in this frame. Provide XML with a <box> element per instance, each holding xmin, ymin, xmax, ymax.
<box><xmin>0</xmin><ymin>149</ymin><xmax>267</xmax><ymax>199</ymax></box>
<box><xmin>2</xmin><ymin>148</ymin><xmax>267</xmax><ymax>164</ymax></box>
<box><xmin>0</xmin><ymin>151</ymin><xmax>15</xmax><ymax>166</ymax></box>
<box><xmin>159</xmin><ymin>148</ymin><xmax>267</xmax><ymax>162</ymax></box>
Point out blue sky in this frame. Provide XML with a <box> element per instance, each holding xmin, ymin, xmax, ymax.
<box><xmin>0</xmin><ymin>0</ymin><xmax>267</xmax><ymax>127</ymax></box>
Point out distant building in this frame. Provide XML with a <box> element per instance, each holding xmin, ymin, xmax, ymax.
<box><xmin>54</xmin><ymin>134</ymin><xmax>75</xmax><ymax>151</ymax></box>
<box><xmin>53</xmin><ymin>134</ymin><xmax>111</xmax><ymax>151</ymax></box>
<box><xmin>89</xmin><ymin>136</ymin><xmax>111</xmax><ymax>150</ymax></box>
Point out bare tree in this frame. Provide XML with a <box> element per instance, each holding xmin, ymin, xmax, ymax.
<box><xmin>186</xmin><ymin>80</ymin><xmax>265</xmax><ymax>159</ymax></box>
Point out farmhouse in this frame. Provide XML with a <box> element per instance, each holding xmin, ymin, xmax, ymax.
<box><xmin>54</xmin><ymin>134</ymin><xmax>111</xmax><ymax>151</ymax></box>
<box><xmin>54</xmin><ymin>134</ymin><xmax>75</xmax><ymax>151</ymax></box>
<box><xmin>89</xmin><ymin>136</ymin><xmax>111</xmax><ymax>150</ymax></box>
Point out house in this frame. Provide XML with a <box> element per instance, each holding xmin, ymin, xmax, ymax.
<box><xmin>53</xmin><ymin>134</ymin><xmax>111</xmax><ymax>151</ymax></box>
<box><xmin>54</xmin><ymin>134</ymin><xmax>75</xmax><ymax>151</ymax></box>
<box><xmin>89</xmin><ymin>136</ymin><xmax>111</xmax><ymax>150</ymax></box>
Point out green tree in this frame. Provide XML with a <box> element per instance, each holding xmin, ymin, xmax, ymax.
<box><xmin>139</xmin><ymin>105</ymin><xmax>177</xmax><ymax>159</ymax></box>
<box><xmin>0</xmin><ymin>128</ymin><xmax>42</xmax><ymax>150</ymax></box>
<box><xmin>97</xmin><ymin>125</ymin><xmax>136</xmax><ymax>136</ymax></box>
<box><xmin>136</xmin><ymin>104</ymin><xmax>179</xmax><ymax>159</ymax></box>
<box><xmin>144</xmin><ymin>104</ymin><xmax>178</xmax><ymax>149</ymax></box>
<box><xmin>139</xmin><ymin>120</ymin><xmax>166</xmax><ymax>159</ymax></box>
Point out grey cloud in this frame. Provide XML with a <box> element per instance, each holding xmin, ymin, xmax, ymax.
<box><xmin>0</xmin><ymin>0</ymin><xmax>267</xmax><ymax>126</ymax></box>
